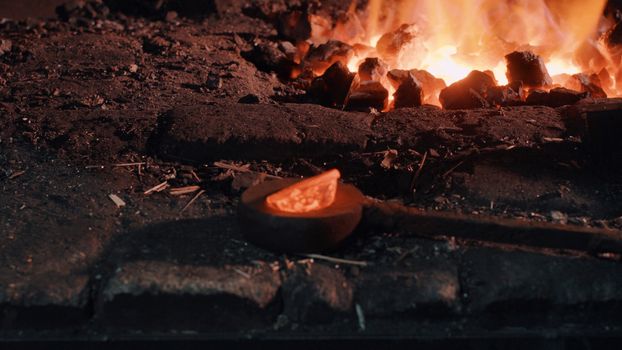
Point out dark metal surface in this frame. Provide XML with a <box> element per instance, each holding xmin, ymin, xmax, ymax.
<box><xmin>366</xmin><ymin>200</ymin><xmax>622</xmax><ymax>255</ymax></box>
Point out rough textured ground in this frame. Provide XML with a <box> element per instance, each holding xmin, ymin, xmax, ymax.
<box><xmin>0</xmin><ymin>0</ymin><xmax>621</xmax><ymax>346</ymax></box>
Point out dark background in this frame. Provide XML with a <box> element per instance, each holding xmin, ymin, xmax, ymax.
<box><xmin>0</xmin><ymin>0</ymin><xmax>67</xmax><ymax>19</ymax></box>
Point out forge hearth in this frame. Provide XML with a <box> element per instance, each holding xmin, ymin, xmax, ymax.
<box><xmin>1</xmin><ymin>0</ymin><xmax>622</xmax><ymax>348</ymax></box>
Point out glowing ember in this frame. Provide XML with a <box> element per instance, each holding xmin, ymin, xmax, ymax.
<box><xmin>300</xmin><ymin>0</ymin><xmax>621</xmax><ymax>108</ymax></box>
<box><xmin>266</xmin><ymin>169</ymin><xmax>340</xmax><ymax>213</ymax></box>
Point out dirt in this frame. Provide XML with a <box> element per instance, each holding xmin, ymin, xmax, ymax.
<box><xmin>1</xmin><ymin>0</ymin><xmax>622</xmax><ymax>344</ymax></box>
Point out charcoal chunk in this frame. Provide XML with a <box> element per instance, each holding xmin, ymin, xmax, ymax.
<box><xmin>486</xmin><ymin>85</ymin><xmax>524</xmax><ymax>107</ymax></box>
<box><xmin>278</xmin><ymin>41</ymin><xmax>298</xmax><ymax>61</ymax></box>
<box><xmin>411</xmin><ymin>69</ymin><xmax>446</xmax><ymax>105</ymax></box>
<box><xmin>386</xmin><ymin>69</ymin><xmax>410</xmax><ymax>89</ymax></box>
<box><xmin>304</xmin><ymin>40</ymin><xmax>354</xmax><ymax>75</ymax></box>
<box><xmin>525</xmin><ymin>89</ymin><xmax>549</xmax><ymax>106</ymax></box>
<box><xmin>143</xmin><ymin>36</ymin><xmax>170</xmax><ymax>55</ymax></box>
<box><xmin>346</xmin><ymin>81</ymin><xmax>388</xmax><ymax>111</ymax></box>
<box><xmin>376</xmin><ymin>24</ymin><xmax>415</xmax><ymax>65</ymax></box>
<box><xmin>238</xmin><ymin>94</ymin><xmax>261</xmax><ymax>104</ymax></box>
<box><xmin>393</xmin><ymin>73</ymin><xmax>423</xmax><ymax>108</ymax></box>
<box><xmin>308</xmin><ymin>61</ymin><xmax>356</xmax><ymax>107</ymax></box>
<box><xmin>242</xmin><ymin>42</ymin><xmax>296</xmax><ymax>78</ymax></box>
<box><xmin>547</xmin><ymin>87</ymin><xmax>588</xmax><ymax>106</ymax></box>
<box><xmin>206</xmin><ymin>73</ymin><xmax>222</xmax><ymax>90</ymax></box>
<box><xmin>505</xmin><ymin>51</ymin><xmax>552</xmax><ymax>88</ymax></box>
<box><xmin>388</xmin><ymin>69</ymin><xmax>446</xmax><ymax>103</ymax></box>
<box><xmin>439</xmin><ymin>70</ymin><xmax>496</xmax><ymax>109</ymax></box>
<box><xmin>564</xmin><ymin>73</ymin><xmax>607</xmax><ymax>99</ymax></box>
<box><xmin>332</xmin><ymin>11</ymin><xmax>365</xmax><ymax>43</ymax></box>
<box><xmin>358</xmin><ymin>57</ymin><xmax>388</xmax><ymax>82</ymax></box>
<box><xmin>508</xmin><ymin>81</ymin><xmax>526</xmax><ymax>98</ymax></box>
<box><xmin>277</xmin><ymin>10</ymin><xmax>311</xmax><ymax>42</ymax></box>
<box><xmin>526</xmin><ymin>87</ymin><xmax>588</xmax><ymax>107</ymax></box>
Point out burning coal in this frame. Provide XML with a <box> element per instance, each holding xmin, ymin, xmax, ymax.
<box><xmin>276</xmin><ymin>0</ymin><xmax>622</xmax><ymax>111</ymax></box>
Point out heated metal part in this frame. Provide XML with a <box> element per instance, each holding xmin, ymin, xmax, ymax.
<box><xmin>239</xmin><ymin>178</ymin><xmax>364</xmax><ymax>253</ymax></box>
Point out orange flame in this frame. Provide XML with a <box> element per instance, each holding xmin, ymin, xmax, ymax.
<box><xmin>369</xmin><ymin>0</ymin><xmax>605</xmax><ymax>83</ymax></box>
<box><xmin>266</xmin><ymin>169</ymin><xmax>340</xmax><ymax>213</ymax></box>
<box><xmin>312</xmin><ymin>0</ymin><xmax>617</xmax><ymax>103</ymax></box>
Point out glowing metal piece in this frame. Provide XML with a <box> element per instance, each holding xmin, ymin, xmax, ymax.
<box><xmin>266</xmin><ymin>169</ymin><xmax>341</xmax><ymax>213</ymax></box>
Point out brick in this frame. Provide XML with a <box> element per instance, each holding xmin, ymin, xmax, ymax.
<box><xmin>155</xmin><ymin>102</ymin><xmax>372</xmax><ymax>162</ymax></box>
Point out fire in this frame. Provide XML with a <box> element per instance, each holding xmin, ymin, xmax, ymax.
<box><xmin>422</xmin><ymin>46</ymin><xmax>481</xmax><ymax>86</ymax></box>
<box><xmin>362</xmin><ymin>0</ymin><xmax>605</xmax><ymax>83</ymax></box>
<box><xmin>266</xmin><ymin>169</ymin><xmax>340</xmax><ymax>213</ymax></box>
<box><xmin>305</xmin><ymin>0</ymin><xmax>619</xmax><ymax>106</ymax></box>
<box><xmin>547</xmin><ymin>57</ymin><xmax>582</xmax><ymax>78</ymax></box>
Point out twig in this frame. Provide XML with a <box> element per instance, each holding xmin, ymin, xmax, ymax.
<box><xmin>190</xmin><ymin>170</ymin><xmax>201</xmax><ymax>182</ymax></box>
<box><xmin>144</xmin><ymin>181</ymin><xmax>169</xmax><ymax>195</ymax></box>
<box><xmin>113</xmin><ymin>162</ymin><xmax>146</xmax><ymax>167</ymax></box>
<box><xmin>442</xmin><ymin>159</ymin><xmax>466</xmax><ymax>178</ymax></box>
<box><xmin>86</xmin><ymin>162</ymin><xmax>147</xmax><ymax>170</ymax></box>
<box><xmin>108</xmin><ymin>194</ymin><xmax>126</xmax><ymax>208</ymax></box>
<box><xmin>447</xmin><ymin>144</ymin><xmax>517</xmax><ymax>163</ymax></box>
<box><xmin>232</xmin><ymin>267</ymin><xmax>251</xmax><ymax>279</ymax></box>
<box><xmin>358</xmin><ymin>151</ymin><xmax>389</xmax><ymax>156</ymax></box>
<box><xmin>213</xmin><ymin>161</ymin><xmax>282</xmax><ymax>179</ymax></box>
<box><xmin>8</xmin><ymin>170</ymin><xmax>26</xmax><ymax>179</ymax></box>
<box><xmin>300</xmin><ymin>254</ymin><xmax>368</xmax><ymax>267</ymax></box>
<box><xmin>169</xmin><ymin>185</ymin><xmax>201</xmax><ymax>196</ymax></box>
<box><xmin>409</xmin><ymin>151</ymin><xmax>428</xmax><ymax>192</ymax></box>
<box><xmin>263</xmin><ymin>173</ymin><xmax>283</xmax><ymax>180</ymax></box>
<box><xmin>180</xmin><ymin>189</ymin><xmax>205</xmax><ymax>213</ymax></box>
<box><xmin>355</xmin><ymin>304</ymin><xmax>366</xmax><ymax>331</ymax></box>
<box><xmin>214</xmin><ymin>161</ymin><xmax>251</xmax><ymax>172</ymax></box>
<box><xmin>396</xmin><ymin>248</ymin><xmax>417</xmax><ymax>263</ymax></box>
<box><xmin>542</xmin><ymin>137</ymin><xmax>565</xmax><ymax>143</ymax></box>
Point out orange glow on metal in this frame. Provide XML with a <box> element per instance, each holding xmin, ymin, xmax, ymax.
<box><xmin>266</xmin><ymin>169</ymin><xmax>341</xmax><ymax>213</ymax></box>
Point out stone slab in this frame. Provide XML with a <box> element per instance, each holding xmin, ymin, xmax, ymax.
<box><xmin>155</xmin><ymin>102</ymin><xmax>372</xmax><ymax>162</ymax></box>
<box><xmin>462</xmin><ymin>247</ymin><xmax>622</xmax><ymax>318</ymax></box>
<box><xmin>355</xmin><ymin>263</ymin><xmax>460</xmax><ymax>317</ymax></box>
<box><xmin>0</xmin><ymin>144</ymin><xmax>121</xmax><ymax>328</ymax></box>
<box><xmin>372</xmin><ymin>106</ymin><xmax>567</xmax><ymax>152</ymax></box>
<box><xmin>99</xmin><ymin>260</ymin><xmax>281</xmax><ymax>330</ymax></box>
<box><xmin>156</xmin><ymin>103</ymin><xmax>571</xmax><ymax>162</ymax></box>
<box><xmin>281</xmin><ymin>264</ymin><xmax>353</xmax><ymax>324</ymax></box>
